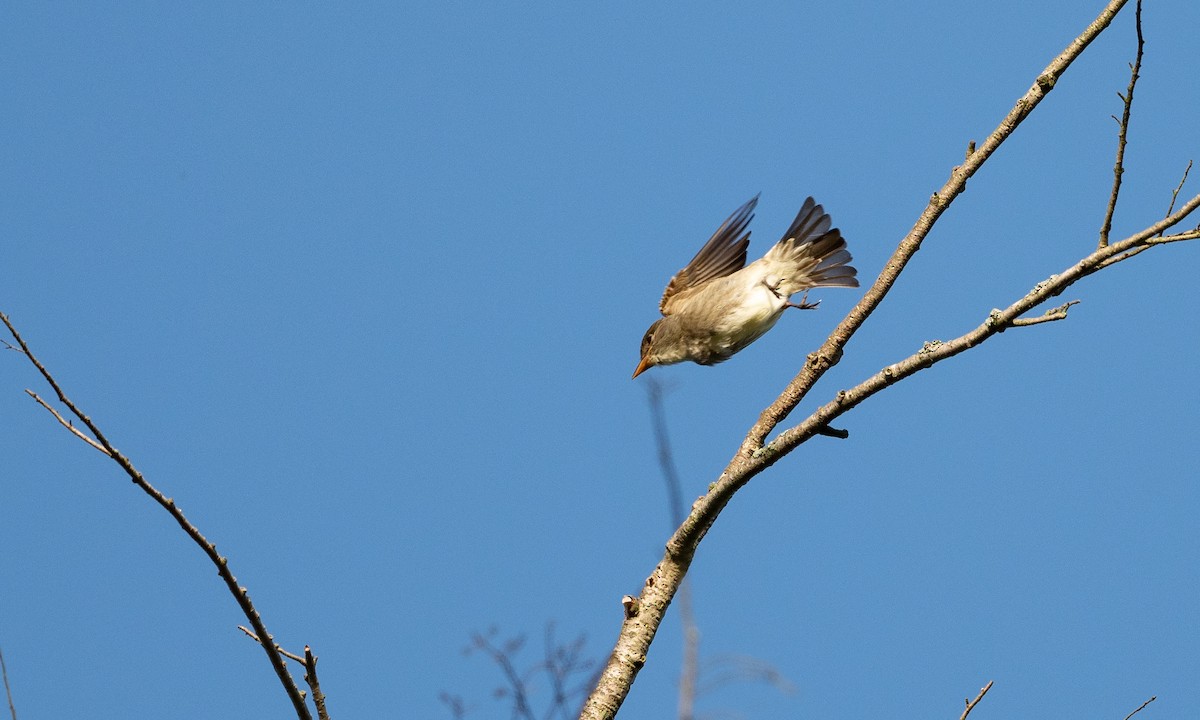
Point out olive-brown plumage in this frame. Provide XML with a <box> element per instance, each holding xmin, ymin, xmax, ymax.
<box><xmin>633</xmin><ymin>195</ymin><xmax>858</xmax><ymax>378</ymax></box>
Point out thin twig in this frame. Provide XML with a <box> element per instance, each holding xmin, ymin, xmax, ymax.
<box><xmin>1159</xmin><ymin>160</ymin><xmax>1192</xmax><ymax>236</ymax></box>
<box><xmin>960</xmin><ymin>680</ymin><xmax>994</xmax><ymax>720</ymax></box>
<box><xmin>1009</xmin><ymin>300</ymin><xmax>1081</xmax><ymax>326</ymax></box>
<box><xmin>0</xmin><ymin>646</ymin><xmax>15</xmax><ymax>720</ymax></box>
<box><xmin>25</xmin><ymin>390</ymin><xmax>110</xmax><ymax>456</ymax></box>
<box><xmin>0</xmin><ymin>313</ymin><xmax>314</xmax><ymax>720</ymax></box>
<box><xmin>1123</xmin><ymin>696</ymin><xmax>1156</xmax><ymax>720</ymax></box>
<box><xmin>471</xmin><ymin>631</ymin><xmax>536</xmax><ymax>720</ymax></box>
<box><xmin>1094</xmin><ymin>227</ymin><xmax>1200</xmax><ymax>270</ymax></box>
<box><xmin>643</xmin><ymin>380</ymin><xmax>700</xmax><ymax>720</ymax></box>
<box><xmin>238</xmin><ymin>625</ymin><xmax>306</xmax><ymax>664</ymax></box>
<box><xmin>1099</xmin><ymin>0</ymin><xmax>1144</xmax><ymax>248</ymax></box>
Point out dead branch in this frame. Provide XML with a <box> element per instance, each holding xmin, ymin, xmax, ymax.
<box><xmin>0</xmin><ymin>313</ymin><xmax>315</xmax><ymax>720</ymax></box>
<box><xmin>960</xmin><ymin>681</ymin><xmax>994</xmax><ymax>720</ymax></box>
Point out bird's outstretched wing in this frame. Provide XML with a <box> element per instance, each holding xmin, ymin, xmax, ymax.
<box><xmin>659</xmin><ymin>195</ymin><xmax>758</xmax><ymax>315</ymax></box>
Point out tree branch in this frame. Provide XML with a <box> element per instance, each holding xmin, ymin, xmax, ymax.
<box><xmin>764</xmin><ymin>191</ymin><xmax>1200</xmax><ymax>460</ymax></box>
<box><xmin>0</xmin><ymin>313</ymin><xmax>314</xmax><ymax>720</ymax></box>
<box><xmin>578</xmin><ymin>3</ymin><xmax>1172</xmax><ymax>718</ymax></box>
<box><xmin>960</xmin><ymin>680</ymin><xmax>994</xmax><ymax>720</ymax></box>
<box><xmin>1099</xmin><ymin>0</ymin><xmax>1144</xmax><ymax>248</ymax></box>
<box><xmin>1122</xmin><ymin>695</ymin><xmax>1156</xmax><ymax>720</ymax></box>
<box><xmin>0</xmin><ymin>646</ymin><xmax>15</xmax><ymax>720</ymax></box>
<box><xmin>739</xmin><ymin>0</ymin><xmax>1133</xmax><ymax>457</ymax></box>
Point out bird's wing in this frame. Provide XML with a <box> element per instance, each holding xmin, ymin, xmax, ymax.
<box><xmin>659</xmin><ymin>195</ymin><xmax>758</xmax><ymax>315</ymax></box>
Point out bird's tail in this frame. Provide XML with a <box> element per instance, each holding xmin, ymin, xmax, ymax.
<box><xmin>763</xmin><ymin>196</ymin><xmax>858</xmax><ymax>295</ymax></box>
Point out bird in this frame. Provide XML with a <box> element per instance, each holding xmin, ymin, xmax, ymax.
<box><xmin>633</xmin><ymin>194</ymin><xmax>858</xmax><ymax>378</ymax></box>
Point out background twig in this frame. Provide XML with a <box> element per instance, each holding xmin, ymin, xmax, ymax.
<box><xmin>0</xmin><ymin>646</ymin><xmax>16</xmax><ymax>720</ymax></box>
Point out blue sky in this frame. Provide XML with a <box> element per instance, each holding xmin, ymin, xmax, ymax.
<box><xmin>2</xmin><ymin>2</ymin><xmax>1197</xmax><ymax>718</ymax></box>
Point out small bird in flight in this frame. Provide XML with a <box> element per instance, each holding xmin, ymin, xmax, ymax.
<box><xmin>633</xmin><ymin>195</ymin><xmax>858</xmax><ymax>378</ymax></box>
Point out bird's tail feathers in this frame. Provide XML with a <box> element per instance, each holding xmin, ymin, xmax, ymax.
<box><xmin>766</xmin><ymin>231</ymin><xmax>859</xmax><ymax>295</ymax></box>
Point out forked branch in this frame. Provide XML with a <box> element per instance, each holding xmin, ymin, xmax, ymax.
<box><xmin>0</xmin><ymin>313</ymin><xmax>317</xmax><ymax>720</ymax></box>
<box><xmin>578</xmin><ymin>2</ymin><xmax>1196</xmax><ymax>717</ymax></box>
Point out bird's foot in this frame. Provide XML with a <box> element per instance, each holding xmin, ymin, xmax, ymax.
<box><xmin>786</xmin><ymin>292</ymin><xmax>821</xmax><ymax>310</ymax></box>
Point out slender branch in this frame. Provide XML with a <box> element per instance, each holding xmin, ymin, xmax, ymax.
<box><xmin>1159</xmin><ymin>160</ymin><xmax>1192</xmax><ymax>236</ymax></box>
<box><xmin>238</xmin><ymin>626</ymin><xmax>307</xmax><ymax>664</ymax></box>
<box><xmin>643</xmin><ymin>380</ymin><xmax>699</xmax><ymax>720</ymax></box>
<box><xmin>470</xmin><ymin>632</ymin><xmax>536</xmax><ymax>720</ymax></box>
<box><xmin>0</xmin><ymin>646</ymin><xmax>15</xmax><ymax>720</ymax></box>
<box><xmin>237</xmin><ymin>628</ymin><xmax>330</xmax><ymax>720</ymax></box>
<box><xmin>1099</xmin><ymin>0</ymin><xmax>1144</xmax><ymax>248</ymax></box>
<box><xmin>303</xmin><ymin>647</ymin><xmax>329</xmax><ymax>720</ymax></box>
<box><xmin>960</xmin><ymin>681</ymin><xmax>994</xmax><ymax>720</ymax></box>
<box><xmin>1008</xmin><ymin>300</ymin><xmax>1080</xmax><ymax>326</ymax></box>
<box><xmin>0</xmin><ymin>313</ymin><xmax>314</xmax><ymax>720</ymax></box>
<box><xmin>25</xmin><ymin>390</ymin><xmax>110</xmax><ymax>455</ymax></box>
<box><xmin>1122</xmin><ymin>695</ymin><xmax>1156</xmax><ymax>720</ymax></box>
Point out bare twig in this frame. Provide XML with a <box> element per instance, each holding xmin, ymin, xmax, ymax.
<box><xmin>303</xmin><ymin>647</ymin><xmax>329</xmax><ymax>720</ymax></box>
<box><xmin>1159</xmin><ymin>160</ymin><xmax>1192</xmax><ymax>236</ymax></box>
<box><xmin>470</xmin><ymin>630</ymin><xmax>536</xmax><ymax>720</ymax></box>
<box><xmin>440</xmin><ymin>693</ymin><xmax>469</xmax><ymax>720</ymax></box>
<box><xmin>960</xmin><ymin>680</ymin><xmax>994</xmax><ymax>720</ymax></box>
<box><xmin>695</xmin><ymin>654</ymin><xmax>795</xmax><ymax>696</ymax></box>
<box><xmin>459</xmin><ymin>627</ymin><xmax>597</xmax><ymax>720</ymax></box>
<box><xmin>236</xmin><ymin>628</ymin><xmax>329</xmax><ymax>720</ymax></box>
<box><xmin>25</xmin><ymin>390</ymin><xmax>110</xmax><ymax>455</ymax></box>
<box><xmin>1009</xmin><ymin>300</ymin><xmax>1081</xmax><ymax>326</ymax></box>
<box><xmin>1122</xmin><ymin>696</ymin><xmax>1156</xmax><ymax>720</ymax></box>
<box><xmin>0</xmin><ymin>313</ymin><xmax>314</xmax><ymax>720</ymax></box>
<box><xmin>238</xmin><ymin>625</ymin><xmax>306</xmax><ymax>664</ymax></box>
<box><xmin>643</xmin><ymin>380</ymin><xmax>699</xmax><ymax>720</ymax></box>
<box><xmin>1099</xmin><ymin>0</ymin><xmax>1144</xmax><ymax>248</ymax></box>
<box><xmin>0</xmin><ymin>646</ymin><xmax>15</xmax><ymax>720</ymax></box>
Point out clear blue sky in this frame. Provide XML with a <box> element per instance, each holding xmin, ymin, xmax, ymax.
<box><xmin>2</xmin><ymin>2</ymin><xmax>1197</xmax><ymax>718</ymax></box>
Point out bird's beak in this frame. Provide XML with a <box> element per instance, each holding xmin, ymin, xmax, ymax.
<box><xmin>632</xmin><ymin>356</ymin><xmax>653</xmax><ymax>379</ymax></box>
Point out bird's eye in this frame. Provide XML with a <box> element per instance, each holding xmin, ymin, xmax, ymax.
<box><xmin>640</xmin><ymin>329</ymin><xmax>654</xmax><ymax>353</ymax></box>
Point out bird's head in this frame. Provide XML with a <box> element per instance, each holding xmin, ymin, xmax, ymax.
<box><xmin>633</xmin><ymin>318</ymin><xmax>688</xmax><ymax>378</ymax></box>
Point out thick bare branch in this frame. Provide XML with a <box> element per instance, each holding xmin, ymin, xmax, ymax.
<box><xmin>0</xmin><ymin>313</ymin><xmax>314</xmax><ymax>720</ymax></box>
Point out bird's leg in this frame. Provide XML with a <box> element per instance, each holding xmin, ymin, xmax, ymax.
<box><xmin>786</xmin><ymin>291</ymin><xmax>821</xmax><ymax>310</ymax></box>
